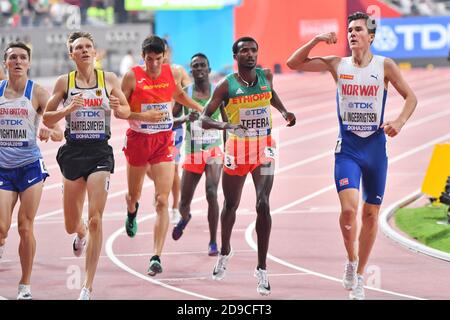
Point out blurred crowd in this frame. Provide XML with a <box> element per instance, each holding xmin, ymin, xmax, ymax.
<box><xmin>0</xmin><ymin>0</ymin><xmax>136</xmax><ymax>27</ymax></box>
<box><xmin>385</xmin><ymin>0</ymin><xmax>450</xmax><ymax>15</ymax></box>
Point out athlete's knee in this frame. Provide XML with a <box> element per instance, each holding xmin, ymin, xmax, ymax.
<box><xmin>18</xmin><ymin>221</ymin><xmax>33</xmax><ymax>239</ymax></box>
<box><xmin>88</xmin><ymin>215</ymin><xmax>102</xmax><ymax>233</ymax></box>
<box><xmin>205</xmin><ymin>185</ymin><xmax>218</xmax><ymax>203</ymax></box>
<box><xmin>223</xmin><ymin>199</ymin><xmax>239</xmax><ymax>213</ymax></box>
<box><xmin>362</xmin><ymin>210</ymin><xmax>379</xmax><ymax>226</ymax></box>
<box><xmin>155</xmin><ymin>193</ymin><xmax>169</xmax><ymax>210</ymax></box>
<box><xmin>340</xmin><ymin>207</ymin><xmax>357</xmax><ymax>219</ymax></box>
<box><xmin>0</xmin><ymin>222</ymin><xmax>10</xmax><ymax>239</ymax></box>
<box><xmin>256</xmin><ymin>196</ymin><xmax>270</xmax><ymax>215</ymax></box>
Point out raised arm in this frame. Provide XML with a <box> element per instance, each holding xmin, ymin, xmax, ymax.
<box><xmin>264</xmin><ymin>69</ymin><xmax>296</xmax><ymax>127</ymax></box>
<box><xmin>105</xmin><ymin>71</ymin><xmax>130</xmax><ymax>119</ymax></box>
<box><xmin>381</xmin><ymin>58</ymin><xmax>417</xmax><ymax>137</ymax></box>
<box><xmin>286</xmin><ymin>32</ymin><xmax>341</xmax><ymax>81</ymax></box>
<box><xmin>43</xmin><ymin>75</ymin><xmax>83</xmax><ymax>127</ymax></box>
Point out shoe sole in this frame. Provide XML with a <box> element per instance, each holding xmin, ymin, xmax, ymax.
<box><xmin>208</xmin><ymin>251</ymin><xmax>219</xmax><ymax>257</ymax></box>
<box><xmin>257</xmin><ymin>289</ymin><xmax>271</xmax><ymax>296</ymax></box>
<box><xmin>172</xmin><ymin>215</ymin><xmax>192</xmax><ymax>241</ymax></box>
<box><xmin>343</xmin><ymin>279</ymin><xmax>357</xmax><ymax>291</ymax></box>
<box><xmin>125</xmin><ymin>221</ymin><xmax>137</xmax><ymax>238</ymax></box>
<box><xmin>349</xmin><ymin>293</ymin><xmax>365</xmax><ymax>300</ymax></box>
<box><xmin>212</xmin><ymin>273</ymin><xmax>225</xmax><ymax>281</ymax></box>
<box><xmin>147</xmin><ymin>264</ymin><xmax>162</xmax><ymax>276</ymax></box>
<box><xmin>72</xmin><ymin>240</ymin><xmax>85</xmax><ymax>257</ymax></box>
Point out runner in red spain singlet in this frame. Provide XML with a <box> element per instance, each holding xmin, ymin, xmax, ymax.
<box><xmin>121</xmin><ymin>35</ymin><xmax>203</xmax><ymax>277</ymax></box>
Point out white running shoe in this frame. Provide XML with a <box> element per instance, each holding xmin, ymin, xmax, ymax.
<box><xmin>349</xmin><ymin>274</ymin><xmax>365</xmax><ymax>300</ymax></box>
<box><xmin>0</xmin><ymin>244</ymin><xmax>4</xmax><ymax>259</ymax></box>
<box><xmin>212</xmin><ymin>249</ymin><xmax>233</xmax><ymax>280</ymax></box>
<box><xmin>343</xmin><ymin>259</ymin><xmax>358</xmax><ymax>290</ymax></box>
<box><xmin>78</xmin><ymin>287</ymin><xmax>91</xmax><ymax>300</ymax></box>
<box><xmin>72</xmin><ymin>235</ymin><xmax>87</xmax><ymax>257</ymax></box>
<box><xmin>72</xmin><ymin>222</ymin><xmax>87</xmax><ymax>257</ymax></box>
<box><xmin>254</xmin><ymin>268</ymin><xmax>271</xmax><ymax>296</ymax></box>
<box><xmin>17</xmin><ymin>284</ymin><xmax>32</xmax><ymax>300</ymax></box>
<box><xmin>170</xmin><ymin>208</ymin><xmax>182</xmax><ymax>225</ymax></box>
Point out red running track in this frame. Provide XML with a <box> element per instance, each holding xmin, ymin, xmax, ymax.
<box><xmin>1</xmin><ymin>68</ymin><xmax>450</xmax><ymax>300</ymax></box>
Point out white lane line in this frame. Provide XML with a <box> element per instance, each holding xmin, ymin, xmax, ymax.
<box><xmin>61</xmin><ymin>249</ymin><xmax>255</xmax><ymax>260</ymax></box>
<box><xmin>105</xmin><ymin>213</ymin><xmax>216</xmax><ymax>300</ymax></box>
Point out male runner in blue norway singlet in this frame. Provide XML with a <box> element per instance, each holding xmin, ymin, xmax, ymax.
<box><xmin>287</xmin><ymin>12</ymin><xmax>417</xmax><ymax>300</ymax></box>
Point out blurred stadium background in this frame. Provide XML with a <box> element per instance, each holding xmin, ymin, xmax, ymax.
<box><xmin>0</xmin><ymin>0</ymin><xmax>449</xmax><ymax>78</ymax></box>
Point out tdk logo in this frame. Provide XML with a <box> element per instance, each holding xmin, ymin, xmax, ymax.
<box><xmin>0</xmin><ymin>119</ymin><xmax>23</xmax><ymax>125</ymax></box>
<box><xmin>245</xmin><ymin>109</ymin><xmax>267</xmax><ymax>116</ymax></box>
<box><xmin>348</xmin><ymin>102</ymin><xmax>373</xmax><ymax>109</ymax></box>
<box><xmin>374</xmin><ymin>22</ymin><xmax>450</xmax><ymax>51</ymax></box>
<box><xmin>76</xmin><ymin>110</ymin><xmax>101</xmax><ymax>117</ymax></box>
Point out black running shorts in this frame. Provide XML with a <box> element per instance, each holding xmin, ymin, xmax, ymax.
<box><xmin>56</xmin><ymin>142</ymin><xmax>115</xmax><ymax>181</ymax></box>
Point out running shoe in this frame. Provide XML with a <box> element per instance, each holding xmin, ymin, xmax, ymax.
<box><xmin>147</xmin><ymin>255</ymin><xmax>163</xmax><ymax>276</ymax></box>
<box><xmin>254</xmin><ymin>268</ymin><xmax>271</xmax><ymax>296</ymax></box>
<box><xmin>208</xmin><ymin>242</ymin><xmax>219</xmax><ymax>256</ymax></box>
<box><xmin>170</xmin><ymin>208</ymin><xmax>182</xmax><ymax>225</ymax></box>
<box><xmin>349</xmin><ymin>274</ymin><xmax>365</xmax><ymax>300</ymax></box>
<box><xmin>72</xmin><ymin>223</ymin><xmax>87</xmax><ymax>257</ymax></box>
<box><xmin>78</xmin><ymin>287</ymin><xmax>91</xmax><ymax>300</ymax></box>
<box><xmin>0</xmin><ymin>244</ymin><xmax>4</xmax><ymax>259</ymax></box>
<box><xmin>172</xmin><ymin>214</ymin><xmax>191</xmax><ymax>240</ymax></box>
<box><xmin>125</xmin><ymin>202</ymin><xmax>139</xmax><ymax>238</ymax></box>
<box><xmin>343</xmin><ymin>259</ymin><xmax>358</xmax><ymax>290</ymax></box>
<box><xmin>212</xmin><ymin>249</ymin><xmax>233</xmax><ymax>280</ymax></box>
<box><xmin>17</xmin><ymin>284</ymin><xmax>32</xmax><ymax>300</ymax></box>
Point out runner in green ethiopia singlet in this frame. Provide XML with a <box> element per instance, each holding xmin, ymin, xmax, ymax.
<box><xmin>183</xmin><ymin>84</ymin><xmax>222</xmax><ymax>155</ymax></box>
<box><xmin>224</xmin><ymin>68</ymin><xmax>272</xmax><ymax>140</ymax></box>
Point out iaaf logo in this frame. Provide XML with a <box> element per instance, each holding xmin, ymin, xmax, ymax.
<box><xmin>373</xmin><ymin>23</ymin><xmax>450</xmax><ymax>51</ymax></box>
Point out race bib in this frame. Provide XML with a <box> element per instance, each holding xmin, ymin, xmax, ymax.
<box><xmin>341</xmin><ymin>101</ymin><xmax>379</xmax><ymax>132</ymax></box>
<box><xmin>70</xmin><ymin>108</ymin><xmax>106</xmax><ymax>140</ymax></box>
<box><xmin>239</xmin><ymin>106</ymin><xmax>271</xmax><ymax>137</ymax></box>
<box><xmin>0</xmin><ymin>116</ymin><xmax>29</xmax><ymax>147</ymax></box>
<box><xmin>191</xmin><ymin>120</ymin><xmax>220</xmax><ymax>144</ymax></box>
<box><xmin>140</xmin><ymin>102</ymin><xmax>173</xmax><ymax>131</ymax></box>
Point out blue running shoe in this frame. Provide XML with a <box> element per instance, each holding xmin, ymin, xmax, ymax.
<box><xmin>208</xmin><ymin>242</ymin><xmax>219</xmax><ymax>256</ymax></box>
<box><xmin>172</xmin><ymin>214</ymin><xmax>192</xmax><ymax>240</ymax></box>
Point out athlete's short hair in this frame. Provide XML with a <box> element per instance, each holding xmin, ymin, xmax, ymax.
<box><xmin>347</xmin><ymin>12</ymin><xmax>377</xmax><ymax>35</ymax></box>
<box><xmin>191</xmin><ymin>53</ymin><xmax>210</xmax><ymax>67</ymax></box>
<box><xmin>232</xmin><ymin>36</ymin><xmax>258</xmax><ymax>55</ymax></box>
<box><xmin>67</xmin><ymin>31</ymin><xmax>95</xmax><ymax>53</ymax></box>
<box><xmin>141</xmin><ymin>35</ymin><xmax>165</xmax><ymax>55</ymax></box>
<box><xmin>3</xmin><ymin>41</ymin><xmax>31</xmax><ymax>61</ymax></box>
